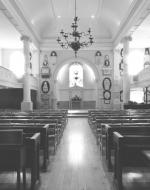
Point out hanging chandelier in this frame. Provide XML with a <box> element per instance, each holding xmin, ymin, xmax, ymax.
<box><xmin>57</xmin><ymin>0</ymin><xmax>94</xmax><ymax>57</ymax></box>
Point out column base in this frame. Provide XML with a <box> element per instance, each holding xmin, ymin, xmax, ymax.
<box><xmin>21</xmin><ymin>101</ymin><xmax>33</xmax><ymax>112</ymax></box>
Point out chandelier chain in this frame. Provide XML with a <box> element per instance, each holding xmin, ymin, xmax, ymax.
<box><xmin>57</xmin><ymin>0</ymin><xmax>94</xmax><ymax>57</ymax></box>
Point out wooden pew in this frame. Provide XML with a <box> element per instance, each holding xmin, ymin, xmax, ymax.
<box><xmin>94</xmin><ymin>118</ymin><xmax>150</xmax><ymax>145</ymax></box>
<box><xmin>0</xmin><ymin>111</ymin><xmax>67</xmax><ymax>131</ymax></box>
<box><xmin>23</xmin><ymin>132</ymin><xmax>40</xmax><ymax>190</ymax></box>
<box><xmin>0</xmin><ymin>117</ymin><xmax>65</xmax><ymax>136</ymax></box>
<box><xmin>105</xmin><ymin>125</ymin><xmax>150</xmax><ymax>170</ymax></box>
<box><xmin>0</xmin><ymin>111</ymin><xmax>67</xmax><ymax>152</ymax></box>
<box><xmin>0</xmin><ymin>117</ymin><xmax>64</xmax><ymax>152</ymax></box>
<box><xmin>0</xmin><ymin>123</ymin><xmax>49</xmax><ymax>171</ymax></box>
<box><xmin>113</xmin><ymin>132</ymin><xmax>150</xmax><ymax>190</ymax></box>
<box><xmin>0</xmin><ymin>130</ymin><xmax>40</xmax><ymax>190</ymax></box>
<box><xmin>101</xmin><ymin>122</ymin><xmax>150</xmax><ymax>146</ymax></box>
<box><xmin>0</xmin><ymin>130</ymin><xmax>26</xmax><ymax>190</ymax></box>
<box><xmin>92</xmin><ymin>118</ymin><xmax>131</xmax><ymax>144</ymax></box>
<box><xmin>88</xmin><ymin>110</ymin><xmax>150</xmax><ymax>127</ymax></box>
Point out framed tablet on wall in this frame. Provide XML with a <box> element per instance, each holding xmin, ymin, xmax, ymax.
<box><xmin>41</xmin><ymin>81</ymin><xmax>50</xmax><ymax>93</ymax></box>
<box><xmin>41</xmin><ymin>67</ymin><xmax>51</xmax><ymax>78</ymax></box>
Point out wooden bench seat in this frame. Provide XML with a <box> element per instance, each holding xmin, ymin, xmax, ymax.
<box><xmin>0</xmin><ymin>117</ymin><xmax>64</xmax><ymax>148</ymax></box>
<box><xmin>0</xmin><ymin>111</ymin><xmax>68</xmax><ymax>129</ymax></box>
<box><xmin>94</xmin><ymin>118</ymin><xmax>150</xmax><ymax>144</ymax></box>
<box><xmin>0</xmin><ymin>130</ymin><xmax>26</xmax><ymax>190</ymax></box>
<box><xmin>105</xmin><ymin>125</ymin><xmax>150</xmax><ymax>170</ymax></box>
<box><xmin>88</xmin><ymin>111</ymin><xmax>150</xmax><ymax>126</ymax></box>
<box><xmin>0</xmin><ymin>117</ymin><xmax>66</xmax><ymax>136</ymax></box>
<box><xmin>0</xmin><ymin>123</ymin><xmax>49</xmax><ymax>171</ymax></box>
<box><xmin>0</xmin><ymin>121</ymin><xmax>63</xmax><ymax>163</ymax></box>
<box><xmin>113</xmin><ymin>132</ymin><xmax>150</xmax><ymax>190</ymax></box>
<box><xmin>23</xmin><ymin>132</ymin><xmax>40</xmax><ymax>190</ymax></box>
<box><xmin>0</xmin><ymin>130</ymin><xmax>40</xmax><ymax>190</ymax></box>
<box><xmin>92</xmin><ymin>118</ymin><xmax>131</xmax><ymax>144</ymax></box>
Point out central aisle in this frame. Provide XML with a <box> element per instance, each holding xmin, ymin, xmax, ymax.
<box><xmin>41</xmin><ymin>118</ymin><xmax>112</xmax><ymax>190</ymax></box>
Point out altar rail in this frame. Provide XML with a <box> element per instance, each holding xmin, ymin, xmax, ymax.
<box><xmin>57</xmin><ymin>101</ymin><xmax>96</xmax><ymax>109</ymax></box>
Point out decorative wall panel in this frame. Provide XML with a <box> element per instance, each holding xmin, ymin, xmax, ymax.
<box><xmin>102</xmin><ymin>77</ymin><xmax>112</xmax><ymax>104</ymax></box>
<box><xmin>40</xmin><ymin>53</ymin><xmax>52</xmax><ymax>109</ymax></box>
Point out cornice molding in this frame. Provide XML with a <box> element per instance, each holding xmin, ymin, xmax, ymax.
<box><xmin>12</xmin><ymin>0</ymin><xmax>41</xmax><ymax>40</ymax></box>
<box><xmin>95</xmin><ymin>0</ymin><xmax>104</xmax><ymax>18</ymax></box>
<box><xmin>0</xmin><ymin>0</ymin><xmax>40</xmax><ymax>49</ymax></box>
<box><xmin>113</xmin><ymin>0</ymin><xmax>150</xmax><ymax>47</ymax></box>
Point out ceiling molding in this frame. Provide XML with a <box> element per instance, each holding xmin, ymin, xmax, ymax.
<box><xmin>0</xmin><ymin>0</ymin><xmax>40</xmax><ymax>49</ymax></box>
<box><xmin>50</xmin><ymin>0</ymin><xmax>56</xmax><ymax>18</ymax></box>
<box><xmin>113</xmin><ymin>0</ymin><xmax>150</xmax><ymax>47</ymax></box>
<box><xmin>95</xmin><ymin>0</ymin><xmax>104</xmax><ymax>18</ymax></box>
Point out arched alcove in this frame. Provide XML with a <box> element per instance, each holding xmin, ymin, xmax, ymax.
<box><xmin>53</xmin><ymin>58</ymin><xmax>99</xmax><ymax>109</ymax></box>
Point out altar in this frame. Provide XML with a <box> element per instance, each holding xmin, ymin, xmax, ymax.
<box><xmin>71</xmin><ymin>99</ymin><xmax>82</xmax><ymax>109</ymax></box>
<box><xmin>69</xmin><ymin>86</ymin><xmax>83</xmax><ymax>109</ymax></box>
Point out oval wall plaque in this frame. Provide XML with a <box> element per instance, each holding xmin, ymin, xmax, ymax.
<box><xmin>41</xmin><ymin>81</ymin><xmax>50</xmax><ymax>93</ymax></box>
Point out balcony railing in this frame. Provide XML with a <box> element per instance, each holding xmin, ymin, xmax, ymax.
<box><xmin>0</xmin><ymin>66</ymin><xmax>21</xmax><ymax>88</ymax></box>
<box><xmin>0</xmin><ymin>66</ymin><xmax>38</xmax><ymax>90</ymax></box>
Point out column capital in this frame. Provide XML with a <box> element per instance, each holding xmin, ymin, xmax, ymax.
<box><xmin>20</xmin><ymin>35</ymin><xmax>31</xmax><ymax>43</ymax></box>
<box><xmin>121</xmin><ymin>36</ymin><xmax>132</xmax><ymax>43</ymax></box>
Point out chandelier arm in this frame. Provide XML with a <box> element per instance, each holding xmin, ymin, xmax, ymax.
<box><xmin>56</xmin><ymin>0</ymin><xmax>94</xmax><ymax>57</ymax></box>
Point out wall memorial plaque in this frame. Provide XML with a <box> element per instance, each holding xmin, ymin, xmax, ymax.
<box><xmin>104</xmin><ymin>55</ymin><xmax>110</xmax><ymax>67</ymax></box>
<box><xmin>102</xmin><ymin>77</ymin><xmax>112</xmax><ymax>90</ymax></box>
<box><xmin>41</xmin><ymin>81</ymin><xmax>50</xmax><ymax>93</ymax></box>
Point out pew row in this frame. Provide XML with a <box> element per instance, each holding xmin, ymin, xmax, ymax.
<box><xmin>0</xmin><ymin>130</ymin><xmax>40</xmax><ymax>190</ymax></box>
<box><xmin>90</xmin><ymin>117</ymin><xmax>150</xmax><ymax>144</ymax></box>
<box><xmin>104</xmin><ymin>125</ymin><xmax>150</xmax><ymax>170</ymax></box>
<box><xmin>0</xmin><ymin>124</ymin><xmax>49</xmax><ymax>171</ymax></box>
<box><xmin>113</xmin><ymin>132</ymin><xmax>150</xmax><ymax>190</ymax></box>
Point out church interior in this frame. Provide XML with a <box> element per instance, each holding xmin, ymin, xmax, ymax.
<box><xmin>1</xmin><ymin>0</ymin><xmax>150</xmax><ymax>190</ymax></box>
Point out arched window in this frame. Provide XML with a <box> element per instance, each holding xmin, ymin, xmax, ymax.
<box><xmin>9</xmin><ymin>51</ymin><xmax>25</xmax><ymax>78</ymax></box>
<box><xmin>69</xmin><ymin>62</ymin><xmax>83</xmax><ymax>87</ymax></box>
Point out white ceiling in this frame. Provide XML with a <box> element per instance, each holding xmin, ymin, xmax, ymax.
<box><xmin>130</xmin><ymin>14</ymin><xmax>150</xmax><ymax>48</ymax></box>
<box><xmin>0</xmin><ymin>0</ymin><xmax>150</xmax><ymax>49</ymax></box>
<box><xmin>17</xmin><ymin>0</ymin><xmax>134</xmax><ymax>39</ymax></box>
<box><xmin>0</xmin><ymin>11</ymin><xmax>22</xmax><ymax>49</ymax></box>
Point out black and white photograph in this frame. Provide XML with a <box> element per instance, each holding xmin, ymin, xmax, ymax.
<box><xmin>0</xmin><ymin>0</ymin><xmax>150</xmax><ymax>190</ymax></box>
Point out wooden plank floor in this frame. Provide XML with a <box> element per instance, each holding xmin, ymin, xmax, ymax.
<box><xmin>40</xmin><ymin>118</ymin><xmax>112</xmax><ymax>190</ymax></box>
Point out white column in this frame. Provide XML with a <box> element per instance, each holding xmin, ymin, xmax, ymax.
<box><xmin>95</xmin><ymin>78</ymin><xmax>99</xmax><ymax>109</ymax></box>
<box><xmin>37</xmin><ymin>49</ymin><xmax>41</xmax><ymax>109</ymax></box>
<box><xmin>52</xmin><ymin>80</ymin><xmax>57</xmax><ymax>109</ymax></box>
<box><xmin>121</xmin><ymin>36</ymin><xmax>132</xmax><ymax>105</ymax></box>
<box><xmin>21</xmin><ymin>35</ymin><xmax>33</xmax><ymax>111</ymax></box>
